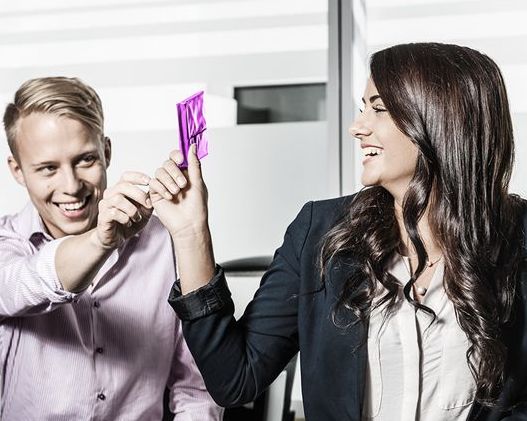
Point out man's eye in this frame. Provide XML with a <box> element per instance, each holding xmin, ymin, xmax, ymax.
<box><xmin>38</xmin><ymin>166</ymin><xmax>56</xmax><ymax>174</ymax></box>
<box><xmin>78</xmin><ymin>155</ymin><xmax>96</xmax><ymax>166</ymax></box>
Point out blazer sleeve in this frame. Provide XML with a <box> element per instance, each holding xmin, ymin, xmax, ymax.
<box><xmin>168</xmin><ymin>201</ymin><xmax>313</xmax><ymax>407</ymax></box>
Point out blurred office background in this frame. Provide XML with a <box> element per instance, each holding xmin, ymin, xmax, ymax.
<box><xmin>1</xmin><ymin>0</ymin><xmax>527</xmax><ymax>419</ymax></box>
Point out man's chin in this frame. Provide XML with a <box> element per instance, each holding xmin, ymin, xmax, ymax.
<box><xmin>45</xmin><ymin>215</ymin><xmax>96</xmax><ymax>238</ymax></box>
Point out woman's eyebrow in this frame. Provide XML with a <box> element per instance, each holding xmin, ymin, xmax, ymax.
<box><xmin>361</xmin><ymin>94</ymin><xmax>382</xmax><ymax>104</ymax></box>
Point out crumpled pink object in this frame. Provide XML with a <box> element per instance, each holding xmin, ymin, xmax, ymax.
<box><xmin>177</xmin><ymin>91</ymin><xmax>208</xmax><ymax>168</ymax></box>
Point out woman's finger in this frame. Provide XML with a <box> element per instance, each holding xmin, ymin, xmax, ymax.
<box><xmin>187</xmin><ymin>144</ymin><xmax>203</xmax><ymax>182</ymax></box>
<box><xmin>163</xmin><ymin>158</ymin><xmax>187</xmax><ymax>189</ymax></box>
<box><xmin>154</xmin><ymin>167</ymin><xmax>180</xmax><ymax>195</ymax></box>
<box><xmin>148</xmin><ymin>177</ymin><xmax>173</xmax><ymax>201</ymax></box>
<box><xmin>169</xmin><ymin>149</ymin><xmax>185</xmax><ymax>167</ymax></box>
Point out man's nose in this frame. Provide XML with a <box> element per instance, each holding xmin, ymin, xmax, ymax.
<box><xmin>62</xmin><ymin>168</ymin><xmax>83</xmax><ymax>195</ymax></box>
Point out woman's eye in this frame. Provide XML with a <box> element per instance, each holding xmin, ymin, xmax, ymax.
<box><xmin>373</xmin><ymin>107</ymin><xmax>387</xmax><ymax>113</ymax></box>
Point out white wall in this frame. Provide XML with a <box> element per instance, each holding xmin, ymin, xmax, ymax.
<box><xmin>0</xmin><ymin>0</ymin><xmax>330</xmax><ymax>230</ymax></box>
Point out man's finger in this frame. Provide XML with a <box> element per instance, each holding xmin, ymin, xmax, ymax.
<box><xmin>119</xmin><ymin>171</ymin><xmax>151</xmax><ymax>186</ymax></box>
<box><xmin>107</xmin><ymin>207</ymin><xmax>131</xmax><ymax>226</ymax></box>
<box><xmin>108</xmin><ymin>195</ymin><xmax>140</xmax><ymax>219</ymax></box>
<box><xmin>111</xmin><ymin>182</ymin><xmax>152</xmax><ymax>209</ymax></box>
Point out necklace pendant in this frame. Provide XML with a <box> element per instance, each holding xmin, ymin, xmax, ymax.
<box><xmin>416</xmin><ymin>286</ymin><xmax>427</xmax><ymax>296</ymax></box>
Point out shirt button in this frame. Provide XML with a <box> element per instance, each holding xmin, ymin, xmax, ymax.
<box><xmin>96</xmin><ymin>347</ymin><xmax>104</xmax><ymax>354</ymax></box>
<box><xmin>97</xmin><ymin>393</ymin><xmax>106</xmax><ymax>401</ymax></box>
<box><xmin>93</xmin><ymin>301</ymin><xmax>100</xmax><ymax>308</ymax></box>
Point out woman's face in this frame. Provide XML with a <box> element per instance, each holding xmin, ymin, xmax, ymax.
<box><xmin>349</xmin><ymin>78</ymin><xmax>418</xmax><ymax>201</ymax></box>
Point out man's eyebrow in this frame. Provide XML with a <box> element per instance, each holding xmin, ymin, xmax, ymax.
<box><xmin>75</xmin><ymin>149</ymin><xmax>99</xmax><ymax>158</ymax></box>
<box><xmin>31</xmin><ymin>160</ymin><xmax>56</xmax><ymax>168</ymax></box>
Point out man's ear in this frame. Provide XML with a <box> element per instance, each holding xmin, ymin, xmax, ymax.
<box><xmin>7</xmin><ymin>155</ymin><xmax>26</xmax><ymax>187</ymax></box>
<box><xmin>103</xmin><ymin>136</ymin><xmax>112</xmax><ymax>168</ymax></box>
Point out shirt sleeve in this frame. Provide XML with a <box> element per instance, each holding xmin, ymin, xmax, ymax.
<box><xmin>0</xmin><ymin>235</ymin><xmax>82</xmax><ymax>320</ymax></box>
<box><xmin>167</xmin><ymin>319</ymin><xmax>224</xmax><ymax>421</ymax></box>
<box><xmin>168</xmin><ymin>201</ymin><xmax>313</xmax><ymax>407</ymax></box>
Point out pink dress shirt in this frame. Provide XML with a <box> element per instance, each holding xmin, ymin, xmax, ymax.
<box><xmin>0</xmin><ymin>203</ymin><xmax>223</xmax><ymax>421</ymax></box>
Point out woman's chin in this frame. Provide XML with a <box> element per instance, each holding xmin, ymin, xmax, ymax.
<box><xmin>360</xmin><ymin>174</ymin><xmax>380</xmax><ymax>187</ymax></box>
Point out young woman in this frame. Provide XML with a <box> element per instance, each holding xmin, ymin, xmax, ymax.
<box><xmin>149</xmin><ymin>43</ymin><xmax>527</xmax><ymax>420</ymax></box>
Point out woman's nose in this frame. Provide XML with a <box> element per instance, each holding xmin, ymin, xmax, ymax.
<box><xmin>349</xmin><ymin>114</ymin><xmax>372</xmax><ymax>139</ymax></box>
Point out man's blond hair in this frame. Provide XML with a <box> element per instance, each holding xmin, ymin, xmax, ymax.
<box><xmin>3</xmin><ymin>77</ymin><xmax>104</xmax><ymax>159</ymax></box>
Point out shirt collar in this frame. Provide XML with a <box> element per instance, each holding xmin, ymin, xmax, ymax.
<box><xmin>16</xmin><ymin>202</ymin><xmax>54</xmax><ymax>245</ymax></box>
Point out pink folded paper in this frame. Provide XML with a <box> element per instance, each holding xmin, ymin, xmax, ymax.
<box><xmin>177</xmin><ymin>91</ymin><xmax>208</xmax><ymax>168</ymax></box>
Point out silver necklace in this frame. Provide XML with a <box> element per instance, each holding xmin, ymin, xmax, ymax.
<box><xmin>426</xmin><ymin>255</ymin><xmax>442</xmax><ymax>267</ymax></box>
<box><xmin>417</xmin><ymin>256</ymin><xmax>443</xmax><ymax>295</ymax></box>
<box><xmin>402</xmin><ymin>255</ymin><xmax>443</xmax><ymax>296</ymax></box>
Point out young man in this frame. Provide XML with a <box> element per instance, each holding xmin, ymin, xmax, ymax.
<box><xmin>0</xmin><ymin>77</ymin><xmax>223</xmax><ymax>421</ymax></box>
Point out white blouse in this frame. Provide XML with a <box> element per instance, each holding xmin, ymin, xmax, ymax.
<box><xmin>362</xmin><ymin>256</ymin><xmax>477</xmax><ymax>421</ymax></box>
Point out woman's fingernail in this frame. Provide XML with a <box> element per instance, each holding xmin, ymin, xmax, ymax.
<box><xmin>164</xmin><ymin>192</ymin><xmax>172</xmax><ymax>200</ymax></box>
<box><xmin>176</xmin><ymin>176</ymin><xmax>186</xmax><ymax>186</ymax></box>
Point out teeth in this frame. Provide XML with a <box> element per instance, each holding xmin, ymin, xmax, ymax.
<box><xmin>58</xmin><ymin>197</ymin><xmax>87</xmax><ymax>211</ymax></box>
<box><xmin>363</xmin><ymin>147</ymin><xmax>383</xmax><ymax>157</ymax></box>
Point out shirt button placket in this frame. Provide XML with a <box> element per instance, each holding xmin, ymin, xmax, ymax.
<box><xmin>92</xmin><ymin>297</ymin><xmax>106</xmax><ymax>411</ymax></box>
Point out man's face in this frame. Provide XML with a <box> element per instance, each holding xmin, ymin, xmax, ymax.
<box><xmin>8</xmin><ymin>112</ymin><xmax>111</xmax><ymax>238</ymax></box>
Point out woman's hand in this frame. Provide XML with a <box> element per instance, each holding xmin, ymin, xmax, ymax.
<box><xmin>150</xmin><ymin>144</ymin><xmax>215</xmax><ymax>293</ymax></box>
<box><xmin>149</xmin><ymin>144</ymin><xmax>209</xmax><ymax>243</ymax></box>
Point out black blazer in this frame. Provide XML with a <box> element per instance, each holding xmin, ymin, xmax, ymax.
<box><xmin>169</xmin><ymin>196</ymin><xmax>527</xmax><ymax>421</ymax></box>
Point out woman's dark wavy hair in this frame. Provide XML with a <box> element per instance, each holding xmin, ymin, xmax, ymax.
<box><xmin>319</xmin><ymin>42</ymin><xmax>525</xmax><ymax>406</ymax></box>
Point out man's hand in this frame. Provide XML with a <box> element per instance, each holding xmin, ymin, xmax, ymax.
<box><xmin>92</xmin><ymin>171</ymin><xmax>153</xmax><ymax>250</ymax></box>
<box><xmin>149</xmin><ymin>145</ymin><xmax>209</xmax><ymax>242</ymax></box>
